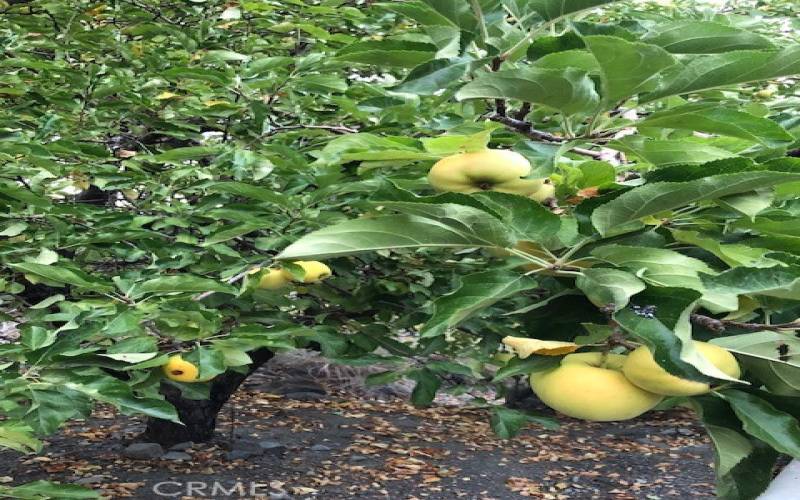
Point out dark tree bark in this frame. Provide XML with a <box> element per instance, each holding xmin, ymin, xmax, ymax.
<box><xmin>142</xmin><ymin>348</ymin><xmax>275</xmax><ymax>446</ymax></box>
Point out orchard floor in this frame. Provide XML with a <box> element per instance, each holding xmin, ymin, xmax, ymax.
<box><xmin>1</xmin><ymin>373</ymin><xmax>717</xmax><ymax>499</ymax></box>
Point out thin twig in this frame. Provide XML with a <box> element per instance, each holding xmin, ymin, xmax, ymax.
<box><xmin>691</xmin><ymin>314</ymin><xmax>800</xmax><ymax>333</ymax></box>
<box><xmin>262</xmin><ymin>123</ymin><xmax>358</xmax><ymax>137</ymax></box>
<box><xmin>488</xmin><ymin>114</ymin><xmax>603</xmax><ymax>159</ymax></box>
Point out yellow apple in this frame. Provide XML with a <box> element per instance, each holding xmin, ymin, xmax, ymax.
<box><xmin>282</xmin><ymin>261</ymin><xmax>332</xmax><ymax>283</ymax></box>
<box><xmin>530</xmin><ymin>182</ymin><xmax>555</xmax><ymax>203</ymax></box>
<box><xmin>530</xmin><ymin>352</ymin><xmax>663</xmax><ymax>421</ymax></box>
<box><xmin>163</xmin><ymin>355</ymin><xmax>200</xmax><ymax>382</ymax></box>
<box><xmin>257</xmin><ymin>268</ymin><xmax>290</xmax><ymax>290</ymax></box>
<box><xmin>622</xmin><ymin>341</ymin><xmax>741</xmax><ymax>397</ymax></box>
<box><xmin>427</xmin><ymin>149</ymin><xmax>546</xmax><ymax>196</ymax></box>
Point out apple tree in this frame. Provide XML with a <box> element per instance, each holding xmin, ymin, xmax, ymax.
<box><xmin>2</xmin><ymin>1</ymin><xmax>800</xmax><ymax>499</ymax></box>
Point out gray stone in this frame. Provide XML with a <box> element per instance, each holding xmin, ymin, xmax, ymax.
<box><xmin>259</xmin><ymin>440</ymin><xmax>287</xmax><ymax>453</ymax></box>
<box><xmin>226</xmin><ymin>450</ymin><xmax>256</xmax><ymax>461</ymax></box>
<box><xmin>310</xmin><ymin>444</ymin><xmax>332</xmax><ymax>452</ymax></box>
<box><xmin>163</xmin><ymin>451</ymin><xmax>191</xmax><ymax>461</ymax></box>
<box><xmin>232</xmin><ymin>439</ymin><xmax>263</xmax><ymax>453</ymax></box>
<box><xmin>75</xmin><ymin>475</ymin><xmax>105</xmax><ymax>485</ymax></box>
<box><xmin>123</xmin><ymin>443</ymin><xmax>164</xmax><ymax>460</ymax></box>
<box><xmin>348</xmin><ymin>455</ymin><xmax>368</xmax><ymax>463</ymax></box>
<box><xmin>283</xmin><ymin>391</ymin><xmax>325</xmax><ymax>401</ymax></box>
<box><xmin>269</xmin><ymin>491</ymin><xmax>292</xmax><ymax>500</ymax></box>
<box><xmin>169</xmin><ymin>441</ymin><xmax>194</xmax><ymax>451</ymax></box>
<box><xmin>678</xmin><ymin>428</ymin><xmax>695</xmax><ymax>436</ymax></box>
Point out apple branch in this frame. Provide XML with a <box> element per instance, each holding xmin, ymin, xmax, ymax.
<box><xmin>690</xmin><ymin>314</ymin><xmax>800</xmax><ymax>333</ymax></box>
<box><xmin>488</xmin><ymin>114</ymin><xmax>602</xmax><ymax>160</ymax></box>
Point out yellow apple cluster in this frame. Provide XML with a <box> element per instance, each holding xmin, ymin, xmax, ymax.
<box><xmin>255</xmin><ymin>260</ymin><xmax>332</xmax><ymax>290</ymax></box>
<box><xmin>508</xmin><ymin>340</ymin><xmax>740</xmax><ymax>422</ymax></box>
<box><xmin>427</xmin><ymin>149</ymin><xmax>554</xmax><ymax>202</ymax></box>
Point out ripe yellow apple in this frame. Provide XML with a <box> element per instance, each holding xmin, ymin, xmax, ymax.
<box><xmin>622</xmin><ymin>341</ymin><xmax>741</xmax><ymax>396</ymax></box>
<box><xmin>258</xmin><ymin>268</ymin><xmax>290</xmax><ymax>290</ymax></box>
<box><xmin>530</xmin><ymin>352</ymin><xmax>663</xmax><ymax>421</ymax></box>
<box><xmin>282</xmin><ymin>261</ymin><xmax>332</xmax><ymax>283</ymax></box>
<box><xmin>530</xmin><ymin>182</ymin><xmax>555</xmax><ymax>203</ymax></box>
<box><xmin>427</xmin><ymin>149</ymin><xmax>546</xmax><ymax>196</ymax></box>
<box><xmin>163</xmin><ymin>355</ymin><xmax>200</xmax><ymax>382</ymax></box>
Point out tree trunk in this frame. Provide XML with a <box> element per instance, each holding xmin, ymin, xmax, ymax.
<box><xmin>142</xmin><ymin>348</ymin><xmax>275</xmax><ymax>446</ymax></box>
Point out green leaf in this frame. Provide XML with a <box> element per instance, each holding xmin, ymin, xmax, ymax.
<box><xmin>336</xmin><ymin>40</ymin><xmax>436</xmax><ymax>68</ymax></box>
<box><xmin>711</xmin><ymin>331</ymin><xmax>800</xmax><ymax>370</ymax></box>
<box><xmin>9</xmin><ymin>480</ymin><xmax>99</xmax><ymax>499</ymax></box>
<box><xmin>472</xmin><ymin>191</ymin><xmax>561</xmax><ymax>243</ymax></box>
<box><xmin>691</xmin><ymin>396</ymin><xmax>777</xmax><ymax>500</ymax></box>
<box><xmin>8</xmin><ymin>263</ymin><xmax>113</xmax><ymax>292</ymax></box>
<box><xmin>393</xmin><ymin>57</ymin><xmax>473</xmax><ymax>95</ymax></box>
<box><xmin>613</xmin><ymin>307</ymin><xmax>710</xmax><ymax>382</ymax></box>
<box><xmin>527</xmin><ymin>0</ymin><xmax>624</xmax><ymax>21</ymax></box>
<box><xmin>490</xmin><ymin>407</ymin><xmax>559</xmax><ymax>439</ymax></box>
<box><xmin>208</xmin><ymin>181</ymin><xmax>287</xmax><ymax>204</ymax></box>
<box><xmin>638</xmin><ymin>103</ymin><xmax>794</xmax><ymax>147</ymax></box>
<box><xmin>455</xmin><ymin>67</ymin><xmax>600</xmax><ymax>116</ymax></box>
<box><xmin>642</xmin><ymin>21</ymin><xmax>775</xmax><ymax>54</ymax></box>
<box><xmin>408</xmin><ymin>368</ymin><xmax>441</xmax><ymax>407</ymax></box>
<box><xmin>720</xmin><ymin>389</ymin><xmax>800</xmax><ymax>459</ymax></box>
<box><xmin>575</xmin><ymin>268</ymin><xmax>646</xmax><ymax>311</ymax></box>
<box><xmin>644</xmin><ymin>45</ymin><xmax>800</xmax><ymax>102</ymax></box>
<box><xmin>130</xmin><ymin>276</ymin><xmax>238</xmax><ymax>298</ymax></box>
<box><xmin>701</xmin><ymin>266</ymin><xmax>800</xmax><ymax>300</ymax></box>
<box><xmin>21</xmin><ymin>326</ymin><xmax>57</xmax><ymax>351</ymax></box>
<box><xmin>421</xmin><ymin>270</ymin><xmax>538</xmax><ymax>337</ymax></box>
<box><xmin>583</xmin><ymin>36</ymin><xmax>678</xmax><ymax>107</ymax></box>
<box><xmin>278</xmin><ymin>208</ymin><xmax>513</xmax><ymax>260</ymax></box>
<box><xmin>591</xmin><ymin>170</ymin><xmax>800</xmax><ymax>236</ymax></box>
<box><xmin>0</xmin><ymin>422</ymin><xmax>42</xmax><ymax>453</ymax></box>
<box><xmin>610</xmin><ymin>136</ymin><xmax>737</xmax><ymax>166</ymax></box>
<box><xmin>148</xmin><ymin>146</ymin><xmax>220</xmax><ymax>163</ymax></box>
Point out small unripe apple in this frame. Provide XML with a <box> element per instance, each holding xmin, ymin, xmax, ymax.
<box><xmin>530</xmin><ymin>352</ymin><xmax>663</xmax><ymax>421</ymax></box>
<box><xmin>622</xmin><ymin>341</ymin><xmax>741</xmax><ymax>396</ymax></box>
<box><xmin>427</xmin><ymin>149</ymin><xmax>547</xmax><ymax>197</ymax></box>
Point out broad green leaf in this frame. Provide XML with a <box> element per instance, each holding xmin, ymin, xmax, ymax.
<box><xmin>671</xmin><ymin>229</ymin><xmax>781</xmax><ymax>268</ymax></box>
<box><xmin>691</xmin><ymin>396</ymin><xmax>778</xmax><ymax>500</ymax></box>
<box><xmin>408</xmin><ymin>368</ymin><xmax>441</xmax><ymax>407</ymax></box>
<box><xmin>336</xmin><ymin>40</ymin><xmax>436</xmax><ymax>68</ymax></box>
<box><xmin>642</xmin><ymin>21</ymin><xmax>774</xmax><ymax>54</ymax></box>
<box><xmin>527</xmin><ymin>0</ymin><xmax>623</xmax><ymax>21</ymax></box>
<box><xmin>21</xmin><ymin>326</ymin><xmax>57</xmax><ymax>351</ymax></box>
<box><xmin>472</xmin><ymin>191</ymin><xmax>561</xmax><ymax>243</ymax></box>
<box><xmin>421</xmin><ymin>271</ymin><xmax>538</xmax><ymax>337</ymax></box>
<box><xmin>638</xmin><ymin>103</ymin><xmax>794</xmax><ymax>147</ymax></box>
<box><xmin>393</xmin><ymin>57</ymin><xmax>473</xmax><ymax>95</ymax></box>
<box><xmin>717</xmin><ymin>191</ymin><xmax>774</xmax><ymax>220</ymax></box>
<box><xmin>490</xmin><ymin>407</ymin><xmax>559</xmax><ymax>439</ymax></box>
<box><xmin>148</xmin><ymin>146</ymin><xmax>221</xmax><ymax>163</ymax></box>
<box><xmin>644</xmin><ymin>45</ymin><xmax>800</xmax><ymax>102</ymax></box>
<box><xmin>712</xmin><ymin>331</ymin><xmax>800</xmax><ymax>370</ymax></box>
<box><xmin>8</xmin><ymin>263</ymin><xmax>113</xmax><ymax>292</ymax></box>
<box><xmin>456</xmin><ymin>67</ymin><xmax>600</xmax><ymax>116</ymax></box>
<box><xmin>613</xmin><ymin>307</ymin><xmax>710</xmax><ymax>382</ymax></box>
<box><xmin>610</xmin><ymin>137</ymin><xmax>737</xmax><ymax>167</ymax></box>
<box><xmin>720</xmin><ymin>389</ymin><xmax>800</xmax><ymax>459</ymax></box>
<box><xmin>277</xmin><ymin>208</ymin><xmax>513</xmax><ymax>260</ymax></box>
<box><xmin>208</xmin><ymin>181</ymin><xmax>287</xmax><ymax>204</ymax></box>
<box><xmin>491</xmin><ymin>355</ymin><xmax>561</xmax><ymax>383</ymax></box>
<box><xmin>591</xmin><ymin>170</ymin><xmax>800</xmax><ymax>236</ymax></box>
<box><xmin>130</xmin><ymin>276</ymin><xmax>238</xmax><ymax>298</ymax></box>
<box><xmin>0</xmin><ymin>422</ymin><xmax>41</xmax><ymax>453</ymax></box>
<box><xmin>701</xmin><ymin>266</ymin><xmax>800</xmax><ymax>300</ymax></box>
<box><xmin>377</xmin><ymin>1</ymin><xmax>459</xmax><ymax>27</ymax></box>
<box><xmin>8</xmin><ymin>480</ymin><xmax>99</xmax><ymax>499</ymax></box>
<box><xmin>575</xmin><ymin>268</ymin><xmax>645</xmax><ymax>311</ymax></box>
<box><xmin>64</xmin><ymin>376</ymin><xmax>181</xmax><ymax>423</ymax></box>
<box><xmin>583</xmin><ymin>36</ymin><xmax>678</xmax><ymax>107</ymax></box>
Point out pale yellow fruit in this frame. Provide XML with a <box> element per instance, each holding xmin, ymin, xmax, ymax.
<box><xmin>427</xmin><ymin>149</ymin><xmax>546</xmax><ymax>196</ymax></box>
<box><xmin>622</xmin><ymin>341</ymin><xmax>741</xmax><ymax>397</ymax></box>
<box><xmin>530</xmin><ymin>182</ymin><xmax>555</xmax><ymax>203</ymax></box>
<box><xmin>258</xmin><ymin>268</ymin><xmax>290</xmax><ymax>290</ymax></box>
<box><xmin>502</xmin><ymin>336</ymin><xmax>578</xmax><ymax>358</ymax></box>
<box><xmin>282</xmin><ymin>261</ymin><xmax>332</xmax><ymax>283</ymax></box>
<box><xmin>163</xmin><ymin>355</ymin><xmax>200</xmax><ymax>382</ymax></box>
<box><xmin>530</xmin><ymin>352</ymin><xmax>663</xmax><ymax>421</ymax></box>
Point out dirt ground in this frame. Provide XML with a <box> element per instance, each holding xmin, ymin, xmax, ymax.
<box><xmin>1</xmin><ymin>368</ymin><xmax>717</xmax><ymax>499</ymax></box>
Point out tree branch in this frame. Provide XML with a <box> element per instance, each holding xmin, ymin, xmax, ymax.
<box><xmin>488</xmin><ymin>114</ymin><xmax>602</xmax><ymax>159</ymax></box>
<box><xmin>691</xmin><ymin>314</ymin><xmax>800</xmax><ymax>333</ymax></box>
<box><xmin>262</xmin><ymin>123</ymin><xmax>357</xmax><ymax>137</ymax></box>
